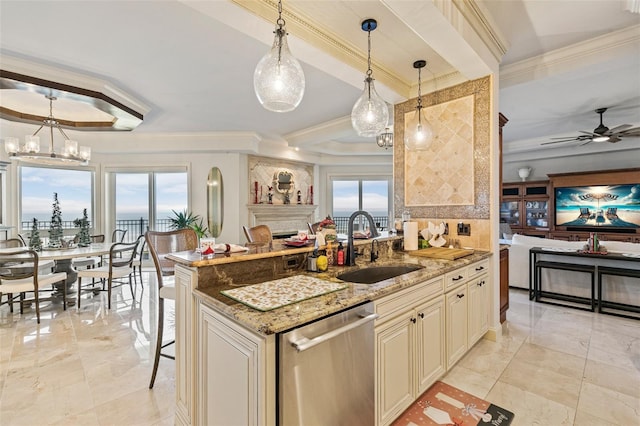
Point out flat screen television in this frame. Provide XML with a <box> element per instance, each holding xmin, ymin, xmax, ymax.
<box><xmin>555</xmin><ymin>184</ymin><xmax>640</xmax><ymax>230</ymax></box>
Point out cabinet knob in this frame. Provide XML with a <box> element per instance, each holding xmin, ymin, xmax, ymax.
<box><xmin>457</xmin><ymin>294</ymin><xmax>465</xmax><ymax>299</ymax></box>
<box><xmin>477</xmin><ymin>280</ymin><xmax>484</xmax><ymax>287</ymax></box>
<box><xmin>475</xmin><ymin>266</ymin><xmax>484</xmax><ymax>271</ymax></box>
<box><xmin>452</xmin><ymin>275</ymin><xmax>463</xmax><ymax>281</ymax></box>
<box><xmin>418</xmin><ymin>312</ymin><xmax>425</xmax><ymax>319</ymax></box>
<box><xmin>410</xmin><ymin>317</ymin><xmax>417</xmax><ymax>324</ymax></box>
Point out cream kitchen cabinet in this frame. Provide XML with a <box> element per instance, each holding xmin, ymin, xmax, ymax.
<box><xmin>467</xmin><ymin>273</ymin><xmax>490</xmax><ymax>346</ymax></box>
<box><xmin>445</xmin><ymin>259</ymin><xmax>490</xmax><ymax>370</ymax></box>
<box><xmin>445</xmin><ymin>284</ymin><xmax>468</xmax><ymax>369</ymax></box>
<box><xmin>175</xmin><ymin>265</ymin><xmax>275</xmax><ymax>426</ymax></box>
<box><xmin>197</xmin><ymin>302</ymin><xmax>275</xmax><ymax>426</ymax></box>
<box><xmin>374</xmin><ymin>276</ymin><xmax>445</xmax><ymax>426</ymax></box>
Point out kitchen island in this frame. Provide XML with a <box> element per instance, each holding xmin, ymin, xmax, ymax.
<box><xmin>168</xmin><ymin>237</ymin><xmax>492</xmax><ymax>425</ymax></box>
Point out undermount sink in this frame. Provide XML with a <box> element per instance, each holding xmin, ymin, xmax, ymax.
<box><xmin>336</xmin><ymin>265</ymin><xmax>425</xmax><ymax>284</ymax></box>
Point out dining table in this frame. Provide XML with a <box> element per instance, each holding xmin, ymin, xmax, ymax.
<box><xmin>0</xmin><ymin>242</ymin><xmax>113</xmax><ymax>305</ymax></box>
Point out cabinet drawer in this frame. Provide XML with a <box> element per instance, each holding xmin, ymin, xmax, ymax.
<box><xmin>444</xmin><ymin>267</ymin><xmax>467</xmax><ymax>290</ymax></box>
<box><xmin>467</xmin><ymin>259</ymin><xmax>489</xmax><ymax>279</ymax></box>
<box><xmin>375</xmin><ymin>276</ymin><xmax>444</xmax><ymax>325</ymax></box>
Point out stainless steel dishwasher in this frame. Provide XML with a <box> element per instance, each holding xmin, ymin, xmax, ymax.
<box><xmin>278</xmin><ymin>301</ymin><xmax>378</xmax><ymax>425</ymax></box>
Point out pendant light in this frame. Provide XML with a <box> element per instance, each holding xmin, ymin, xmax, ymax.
<box><xmin>351</xmin><ymin>18</ymin><xmax>389</xmax><ymax>137</ymax></box>
<box><xmin>376</xmin><ymin>128</ymin><xmax>393</xmax><ymax>149</ymax></box>
<box><xmin>253</xmin><ymin>0</ymin><xmax>305</xmax><ymax>112</ymax></box>
<box><xmin>404</xmin><ymin>60</ymin><xmax>434</xmax><ymax>151</ymax></box>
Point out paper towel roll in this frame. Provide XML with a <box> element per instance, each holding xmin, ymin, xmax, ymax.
<box><xmin>403</xmin><ymin>221</ymin><xmax>418</xmax><ymax>251</ymax></box>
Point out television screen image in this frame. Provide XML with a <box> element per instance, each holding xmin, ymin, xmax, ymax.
<box><xmin>555</xmin><ymin>184</ymin><xmax>640</xmax><ymax>228</ymax></box>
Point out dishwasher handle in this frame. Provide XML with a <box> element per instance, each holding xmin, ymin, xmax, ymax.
<box><xmin>290</xmin><ymin>312</ymin><xmax>379</xmax><ymax>352</ymax></box>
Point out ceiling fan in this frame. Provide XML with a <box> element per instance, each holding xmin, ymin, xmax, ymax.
<box><xmin>542</xmin><ymin>108</ymin><xmax>640</xmax><ymax>146</ymax></box>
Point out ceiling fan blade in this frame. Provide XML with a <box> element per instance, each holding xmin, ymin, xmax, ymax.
<box><xmin>607</xmin><ymin>136</ymin><xmax>622</xmax><ymax>143</ymax></box>
<box><xmin>578</xmin><ymin>130</ymin><xmax>599</xmax><ymax>137</ymax></box>
<box><xmin>607</xmin><ymin>124</ymin><xmax>632</xmax><ymax>134</ymax></box>
<box><xmin>580</xmin><ymin>139</ymin><xmax>593</xmax><ymax>146</ymax></box>
<box><xmin>619</xmin><ymin>127</ymin><xmax>640</xmax><ymax>136</ymax></box>
<box><xmin>541</xmin><ymin>139</ymin><xmax>579</xmax><ymax>145</ymax></box>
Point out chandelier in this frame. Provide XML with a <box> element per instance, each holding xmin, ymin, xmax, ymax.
<box><xmin>351</xmin><ymin>18</ymin><xmax>389</xmax><ymax>137</ymax></box>
<box><xmin>376</xmin><ymin>127</ymin><xmax>393</xmax><ymax>149</ymax></box>
<box><xmin>253</xmin><ymin>0</ymin><xmax>305</xmax><ymax>112</ymax></box>
<box><xmin>4</xmin><ymin>95</ymin><xmax>90</xmax><ymax>166</ymax></box>
<box><xmin>404</xmin><ymin>60</ymin><xmax>434</xmax><ymax>151</ymax></box>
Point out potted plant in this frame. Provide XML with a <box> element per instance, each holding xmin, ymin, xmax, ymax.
<box><xmin>168</xmin><ymin>209</ymin><xmax>209</xmax><ymax>238</ymax></box>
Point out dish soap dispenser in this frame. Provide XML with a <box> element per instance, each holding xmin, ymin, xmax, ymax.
<box><xmin>337</xmin><ymin>241</ymin><xmax>345</xmax><ymax>266</ymax></box>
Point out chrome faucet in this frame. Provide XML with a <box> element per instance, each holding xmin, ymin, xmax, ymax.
<box><xmin>346</xmin><ymin>210</ymin><xmax>380</xmax><ymax>266</ymax></box>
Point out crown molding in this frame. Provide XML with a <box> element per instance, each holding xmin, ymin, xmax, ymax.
<box><xmin>501</xmin><ymin>24</ymin><xmax>640</xmax><ymax>88</ymax></box>
<box><xmin>451</xmin><ymin>0</ymin><xmax>509</xmax><ymax>62</ymax></box>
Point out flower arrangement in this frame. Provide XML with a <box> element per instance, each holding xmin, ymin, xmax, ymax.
<box><xmin>317</xmin><ymin>216</ymin><xmax>337</xmax><ymax>242</ymax></box>
<box><xmin>317</xmin><ymin>216</ymin><xmax>336</xmax><ymax>229</ymax></box>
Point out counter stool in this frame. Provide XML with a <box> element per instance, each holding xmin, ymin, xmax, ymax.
<box><xmin>535</xmin><ymin>260</ymin><xmax>596</xmax><ymax>311</ymax></box>
<box><xmin>597</xmin><ymin>266</ymin><xmax>640</xmax><ymax>319</ymax></box>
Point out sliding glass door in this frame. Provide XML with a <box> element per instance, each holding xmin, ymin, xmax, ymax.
<box><xmin>110</xmin><ymin>169</ymin><xmax>188</xmax><ymax>240</ymax></box>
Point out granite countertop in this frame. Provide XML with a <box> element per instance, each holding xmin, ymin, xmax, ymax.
<box><xmin>167</xmin><ymin>232</ymin><xmax>400</xmax><ymax>267</ymax></box>
<box><xmin>192</xmin><ymin>249</ymin><xmax>492</xmax><ymax>335</ymax></box>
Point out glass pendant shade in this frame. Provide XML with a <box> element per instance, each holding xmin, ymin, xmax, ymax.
<box><xmin>254</xmin><ymin>28</ymin><xmax>305</xmax><ymax>113</ymax></box>
<box><xmin>352</xmin><ymin>77</ymin><xmax>389</xmax><ymax>137</ymax></box>
<box><xmin>404</xmin><ymin>106</ymin><xmax>434</xmax><ymax>151</ymax></box>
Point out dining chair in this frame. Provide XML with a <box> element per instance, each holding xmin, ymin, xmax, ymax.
<box><xmin>145</xmin><ymin>228</ymin><xmax>198</xmax><ymax>389</ymax></box>
<box><xmin>242</xmin><ymin>224</ymin><xmax>272</xmax><ymax>244</ymax></box>
<box><xmin>76</xmin><ymin>235</ymin><xmax>142</xmax><ymax>310</ymax></box>
<box><xmin>0</xmin><ymin>249</ymin><xmax>68</xmax><ymax>323</ymax></box>
<box><xmin>111</xmin><ymin>229</ymin><xmax>128</xmax><ymax>243</ymax></box>
<box><xmin>72</xmin><ymin>234</ymin><xmax>106</xmax><ymax>271</ymax></box>
<box><xmin>0</xmin><ymin>238</ymin><xmax>24</xmax><ymax>249</ymax></box>
<box><xmin>130</xmin><ymin>235</ymin><xmax>146</xmax><ymax>289</ymax></box>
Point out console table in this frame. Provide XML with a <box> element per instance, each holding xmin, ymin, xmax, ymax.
<box><xmin>529</xmin><ymin>247</ymin><xmax>640</xmax><ymax>318</ymax></box>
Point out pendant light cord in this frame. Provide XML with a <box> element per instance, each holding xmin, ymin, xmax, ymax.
<box><xmin>366</xmin><ymin>22</ymin><xmax>373</xmax><ymax>98</ymax></box>
<box><xmin>275</xmin><ymin>0</ymin><xmax>286</xmax><ymax>64</ymax></box>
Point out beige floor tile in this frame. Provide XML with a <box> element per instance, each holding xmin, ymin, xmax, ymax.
<box><xmin>441</xmin><ymin>365</ymin><xmax>497</xmax><ymax>399</ymax></box>
<box><xmin>583</xmin><ymin>358</ymin><xmax>640</xmax><ymax>399</ymax></box>
<box><xmin>457</xmin><ymin>337</ymin><xmax>520</xmax><ymax>379</ymax></box>
<box><xmin>93</xmin><ymin>378</ymin><xmax>175</xmax><ymax>425</ymax></box>
<box><xmin>512</xmin><ymin>342</ymin><xmax>586</xmax><ymax>378</ymax></box>
<box><xmin>577</xmin><ymin>382</ymin><xmax>640</xmax><ymax>425</ymax></box>
<box><xmin>526</xmin><ymin>327</ymin><xmax>590</xmax><ymax>358</ymax></box>
<box><xmin>499</xmin><ymin>357</ymin><xmax>583</xmax><ymax>408</ymax></box>
<box><xmin>572</xmin><ymin>410</ymin><xmax>620</xmax><ymax>426</ymax></box>
<box><xmin>486</xmin><ymin>381</ymin><xmax>575</xmax><ymax>426</ymax></box>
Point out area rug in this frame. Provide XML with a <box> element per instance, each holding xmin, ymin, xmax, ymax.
<box><xmin>392</xmin><ymin>381</ymin><xmax>514</xmax><ymax>426</ymax></box>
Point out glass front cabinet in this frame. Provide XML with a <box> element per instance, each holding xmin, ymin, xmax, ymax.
<box><xmin>500</xmin><ymin>181</ymin><xmax>549</xmax><ymax>237</ymax></box>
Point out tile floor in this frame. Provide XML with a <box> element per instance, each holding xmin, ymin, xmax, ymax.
<box><xmin>1</xmin><ymin>276</ymin><xmax>639</xmax><ymax>425</ymax></box>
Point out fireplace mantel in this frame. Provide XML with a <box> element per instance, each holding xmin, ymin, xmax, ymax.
<box><xmin>247</xmin><ymin>204</ymin><xmax>318</xmax><ymax>236</ymax></box>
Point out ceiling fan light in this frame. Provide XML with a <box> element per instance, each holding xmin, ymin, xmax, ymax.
<box><xmin>592</xmin><ymin>135</ymin><xmax>610</xmax><ymax>143</ymax></box>
<box><xmin>253</xmin><ymin>1</ymin><xmax>305</xmax><ymax>113</ymax></box>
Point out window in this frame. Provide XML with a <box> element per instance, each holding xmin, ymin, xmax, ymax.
<box><xmin>330</xmin><ymin>177</ymin><xmax>391</xmax><ymax>233</ymax></box>
<box><xmin>20</xmin><ymin>165</ymin><xmax>94</xmax><ymax>231</ymax></box>
<box><xmin>110</xmin><ymin>170</ymin><xmax>188</xmax><ymax>239</ymax></box>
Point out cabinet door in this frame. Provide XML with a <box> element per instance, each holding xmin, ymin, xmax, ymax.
<box><xmin>198</xmin><ymin>303</ymin><xmax>266</xmax><ymax>426</ymax></box>
<box><xmin>376</xmin><ymin>310</ymin><xmax>415</xmax><ymax>426</ymax></box>
<box><xmin>175</xmin><ymin>266</ymin><xmax>198</xmax><ymax>426</ymax></box>
<box><xmin>467</xmin><ymin>275</ymin><xmax>489</xmax><ymax>346</ymax></box>
<box><xmin>446</xmin><ymin>286</ymin><xmax>468</xmax><ymax>369</ymax></box>
<box><xmin>500</xmin><ymin>200</ymin><xmax>522</xmax><ymax>227</ymax></box>
<box><xmin>415</xmin><ymin>296</ymin><xmax>445</xmax><ymax>395</ymax></box>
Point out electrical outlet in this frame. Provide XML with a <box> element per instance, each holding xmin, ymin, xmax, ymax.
<box><xmin>457</xmin><ymin>222</ymin><xmax>471</xmax><ymax>236</ymax></box>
